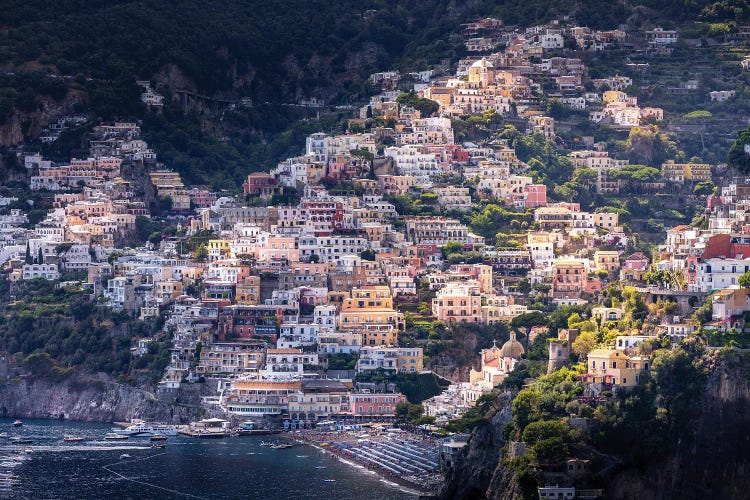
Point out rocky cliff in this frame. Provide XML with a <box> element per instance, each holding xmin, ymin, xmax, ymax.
<box><xmin>439</xmin><ymin>349</ymin><xmax>750</xmax><ymax>500</ymax></box>
<box><xmin>439</xmin><ymin>391</ymin><xmax>516</xmax><ymax>500</ymax></box>
<box><xmin>0</xmin><ymin>374</ymin><xmax>217</xmax><ymax>423</ymax></box>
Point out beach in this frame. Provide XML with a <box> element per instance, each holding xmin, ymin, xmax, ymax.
<box><xmin>288</xmin><ymin>427</ymin><xmax>442</xmax><ymax>498</ymax></box>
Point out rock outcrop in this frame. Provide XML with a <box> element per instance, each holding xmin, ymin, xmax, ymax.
<box><xmin>439</xmin><ymin>391</ymin><xmax>515</xmax><ymax>499</ymax></box>
<box><xmin>439</xmin><ymin>349</ymin><xmax>750</xmax><ymax>499</ymax></box>
<box><xmin>0</xmin><ymin>374</ymin><xmax>216</xmax><ymax>423</ymax></box>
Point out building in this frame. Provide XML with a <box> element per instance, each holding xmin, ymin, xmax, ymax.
<box><xmin>350</xmin><ymin>391</ymin><xmax>406</xmax><ymax>418</ymax></box>
<box><xmin>469</xmin><ymin>335</ymin><xmax>524</xmax><ymax>387</ymax></box>
<box><xmin>197</xmin><ymin>342</ymin><xmax>265</xmax><ymax>376</ymax></box>
<box><xmin>339</xmin><ymin>286</ymin><xmax>405</xmax><ymax>334</ymax></box>
<box><xmin>357</xmin><ymin>346</ymin><xmax>424</xmax><ymax>373</ymax></box>
<box><xmin>661</xmin><ymin>160</ymin><xmax>712</xmax><ymax>183</ymax></box>
<box><xmin>431</xmin><ymin>283</ymin><xmax>482</xmax><ymax>323</ymax></box>
<box><xmin>288</xmin><ymin>379</ymin><xmax>350</xmax><ymax>422</ymax></box>
<box><xmin>582</xmin><ymin>348</ymin><xmax>649</xmax><ymax>389</ymax></box>
<box><xmin>552</xmin><ymin>260</ymin><xmax>587</xmax><ymax>299</ymax></box>
<box><xmin>403</xmin><ymin>216</ymin><xmax>483</xmax><ymax>246</ymax></box>
<box><xmin>22</xmin><ymin>263</ymin><xmax>60</xmax><ymax>280</ymax></box>
<box><xmin>222</xmin><ymin>379</ymin><xmax>301</xmax><ymax>416</ymax></box>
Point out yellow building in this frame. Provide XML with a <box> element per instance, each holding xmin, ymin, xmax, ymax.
<box><xmin>661</xmin><ymin>160</ymin><xmax>712</xmax><ymax>183</ymax></box>
<box><xmin>594</xmin><ymin>250</ymin><xmax>620</xmax><ymax>275</ymax></box>
<box><xmin>207</xmin><ymin>239</ymin><xmax>231</xmax><ymax>261</ymax></box>
<box><xmin>339</xmin><ymin>286</ymin><xmax>405</xmax><ymax>333</ymax></box>
<box><xmin>584</xmin><ymin>348</ymin><xmax>649</xmax><ymax>388</ymax></box>
<box><xmin>361</xmin><ymin>324</ymin><xmax>399</xmax><ymax>347</ymax></box>
<box><xmin>236</xmin><ymin>276</ymin><xmax>261</xmax><ymax>305</ymax></box>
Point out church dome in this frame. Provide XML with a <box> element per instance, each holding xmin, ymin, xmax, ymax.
<box><xmin>471</xmin><ymin>57</ymin><xmax>494</xmax><ymax>69</ymax></box>
<box><xmin>500</xmin><ymin>332</ymin><xmax>525</xmax><ymax>359</ymax></box>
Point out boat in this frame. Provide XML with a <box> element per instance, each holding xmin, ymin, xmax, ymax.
<box><xmin>259</xmin><ymin>441</ymin><xmax>275</xmax><ymax>447</ymax></box>
<box><xmin>12</xmin><ymin>421</ymin><xmax>21</xmax><ymax>427</ymax></box>
<box><xmin>323</xmin><ymin>479</ymin><xmax>336</xmax><ymax>482</ymax></box>
<box><xmin>63</xmin><ymin>435</ymin><xmax>84</xmax><ymax>443</ymax></box>
<box><xmin>9</xmin><ymin>438</ymin><xmax>32</xmax><ymax>444</ymax></box>
<box><xmin>119</xmin><ymin>453</ymin><xmax>131</xmax><ymax>460</ymax></box>
<box><xmin>271</xmin><ymin>443</ymin><xmax>293</xmax><ymax>449</ymax></box>
<box><xmin>0</xmin><ymin>433</ymin><xmax>7</xmax><ymax>438</ymax></box>
<box><xmin>151</xmin><ymin>443</ymin><xmax>166</xmax><ymax>449</ymax></box>
<box><xmin>104</xmin><ymin>433</ymin><xmax>129</xmax><ymax>441</ymax></box>
<box><xmin>150</xmin><ymin>434</ymin><xmax>167</xmax><ymax>441</ymax></box>
<box><xmin>114</xmin><ymin>420</ymin><xmax>177</xmax><ymax>437</ymax></box>
<box><xmin>237</xmin><ymin>421</ymin><xmax>280</xmax><ymax>436</ymax></box>
<box><xmin>315</xmin><ymin>466</ymin><xmax>327</xmax><ymax>469</ymax></box>
<box><xmin>296</xmin><ymin>455</ymin><xmax>309</xmax><ymax>458</ymax></box>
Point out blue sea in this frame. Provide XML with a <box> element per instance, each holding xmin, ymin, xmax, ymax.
<box><xmin>0</xmin><ymin>419</ymin><xmax>418</xmax><ymax>499</ymax></box>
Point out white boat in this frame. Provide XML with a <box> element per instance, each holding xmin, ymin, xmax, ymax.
<box><xmin>12</xmin><ymin>421</ymin><xmax>21</xmax><ymax>427</ymax></box>
<box><xmin>63</xmin><ymin>435</ymin><xmax>84</xmax><ymax>443</ymax></box>
<box><xmin>114</xmin><ymin>420</ymin><xmax>177</xmax><ymax>437</ymax></box>
<box><xmin>104</xmin><ymin>433</ymin><xmax>129</xmax><ymax>441</ymax></box>
<box><xmin>119</xmin><ymin>453</ymin><xmax>131</xmax><ymax>460</ymax></box>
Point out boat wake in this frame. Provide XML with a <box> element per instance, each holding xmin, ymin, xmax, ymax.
<box><xmin>1</xmin><ymin>445</ymin><xmax>151</xmax><ymax>452</ymax></box>
<box><xmin>101</xmin><ymin>452</ymin><xmax>209</xmax><ymax>500</ymax></box>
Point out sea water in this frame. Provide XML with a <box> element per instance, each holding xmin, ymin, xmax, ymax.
<box><xmin>0</xmin><ymin>419</ymin><xmax>416</xmax><ymax>499</ymax></box>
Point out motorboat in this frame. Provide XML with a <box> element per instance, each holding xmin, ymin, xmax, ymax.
<box><xmin>271</xmin><ymin>443</ymin><xmax>293</xmax><ymax>449</ymax></box>
<box><xmin>63</xmin><ymin>435</ymin><xmax>84</xmax><ymax>443</ymax></box>
<box><xmin>119</xmin><ymin>453</ymin><xmax>131</xmax><ymax>460</ymax></box>
<box><xmin>150</xmin><ymin>434</ymin><xmax>167</xmax><ymax>441</ymax></box>
<box><xmin>9</xmin><ymin>437</ymin><xmax>32</xmax><ymax>444</ymax></box>
<box><xmin>114</xmin><ymin>420</ymin><xmax>177</xmax><ymax>437</ymax></box>
<box><xmin>104</xmin><ymin>433</ymin><xmax>129</xmax><ymax>441</ymax></box>
<box><xmin>12</xmin><ymin>421</ymin><xmax>21</xmax><ymax>427</ymax></box>
<box><xmin>151</xmin><ymin>443</ymin><xmax>166</xmax><ymax>449</ymax></box>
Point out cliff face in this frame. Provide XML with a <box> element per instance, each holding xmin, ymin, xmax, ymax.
<box><xmin>439</xmin><ymin>391</ymin><xmax>514</xmax><ymax>500</ymax></box>
<box><xmin>0</xmin><ymin>92</ymin><xmax>83</xmax><ymax>147</ymax></box>
<box><xmin>439</xmin><ymin>349</ymin><xmax>750</xmax><ymax>500</ymax></box>
<box><xmin>606</xmin><ymin>349</ymin><xmax>750</xmax><ymax>500</ymax></box>
<box><xmin>0</xmin><ymin>374</ymin><xmax>215</xmax><ymax>423</ymax></box>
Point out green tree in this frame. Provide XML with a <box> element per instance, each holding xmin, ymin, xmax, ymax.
<box><xmin>194</xmin><ymin>244</ymin><xmax>208</xmax><ymax>262</ymax></box>
<box><xmin>572</xmin><ymin>330</ymin><xmax>597</xmax><ymax>359</ymax></box>
<box><xmin>693</xmin><ymin>180</ymin><xmax>715</xmax><ymax>197</ymax></box>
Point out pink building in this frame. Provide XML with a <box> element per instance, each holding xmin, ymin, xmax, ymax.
<box><xmin>523</xmin><ymin>184</ymin><xmax>547</xmax><ymax>208</ymax></box>
<box><xmin>350</xmin><ymin>392</ymin><xmax>406</xmax><ymax>417</ymax></box>
<box><xmin>189</xmin><ymin>188</ymin><xmax>217</xmax><ymax>208</ymax></box>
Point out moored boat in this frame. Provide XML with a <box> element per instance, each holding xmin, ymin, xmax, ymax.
<box><xmin>9</xmin><ymin>437</ymin><xmax>32</xmax><ymax>444</ymax></box>
<box><xmin>150</xmin><ymin>434</ymin><xmax>167</xmax><ymax>441</ymax></box>
<box><xmin>114</xmin><ymin>420</ymin><xmax>177</xmax><ymax>437</ymax></box>
<box><xmin>104</xmin><ymin>433</ymin><xmax>129</xmax><ymax>441</ymax></box>
<box><xmin>63</xmin><ymin>435</ymin><xmax>84</xmax><ymax>443</ymax></box>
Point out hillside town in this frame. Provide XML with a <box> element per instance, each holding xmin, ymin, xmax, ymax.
<box><xmin>3</xmin><ymin>14</ymin><xmax>750</xmax><ymax>499</ymax></box>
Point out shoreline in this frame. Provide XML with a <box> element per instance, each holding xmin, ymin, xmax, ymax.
<box><xmin>287</xmin><ymin>433</ymin><xmax>438</xmax><ymax>498</ymax></box>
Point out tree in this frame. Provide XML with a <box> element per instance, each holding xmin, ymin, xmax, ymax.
<box><xmin>25</xmin><ymin>243</ymin><xmax>32</xmax><ymax>265</ymax></box>
<box><xmin>739</xmin><ymin>270</ymin><xmax>750</xmax><ymax>288</ymax></box>
<box><xmin>396</xmin><ymin>91</ymin><xmax>439</xmax><ymax>117</ymax></box>
<box><xmin>693</xmin><ymin>180</ymin><xmax>715</xmax><ymax>197</ymax></box>
<box><xmin>194</xmin><ymin>244</ymin><xmax>208</xmax><ymax>262</ymax></box>
<box><xmin>572</xmin><ymin>330</ymin><xmax>597</xmax><ymax>359</ymax></box>
<box><xmin>521</xmin><ymin>419</ymin><xmax>570</xmax><ymax>445</ymax></box>
<box><xmin>360</xmin><ymin>249</ymin><xmax>377</xmax><ymax>261</ymax></box>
